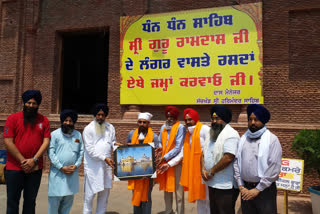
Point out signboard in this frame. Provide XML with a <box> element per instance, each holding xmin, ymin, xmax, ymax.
<box><xmin>120</xmin><ymin>3</ymin><xmax>263</xmax><ymax>105</ymax></box>
<box><xmin>276</xmin><ymin>158</ymin><xmax>304</xmax><ymax>192</ymax></box>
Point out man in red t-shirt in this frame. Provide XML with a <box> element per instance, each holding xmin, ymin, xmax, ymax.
<box><xmin>3</xmin><ymin>90</ymin><xmax>51</xmax><ymax>214</ymax></box>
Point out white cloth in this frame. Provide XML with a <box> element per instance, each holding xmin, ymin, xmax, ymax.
<box><xmin>197</xmin><ymin>184</ymin><xmax>210</xmax><ymax>214</ymax></box>
<box><xmin>83</xmin><ymin>188</ymin><xmax>110</xmax><ymax>214</ymax></box>
<box><xmin>204</xmin><ymin>124</ymin><xmax>240</xmax><ymax>167</ymax></box>
<box><xmin>187</xmin><ymin>125</ymin><xmax>196</xmax><ymax>135</ymax></box>
<box><xmin>138</xmin><ymin>112</ymin><xmax>153</xmax><ymax>121</ymax></box>
<box><xmin>138</xmin><ymin>132</ymin><xmax>145</xmax><ymax>140</ymax></box>
<box><xmin>83</xmin><ymin>121</ymin><xmax>116</xmax><ymax>195</ymax></box>
<box><xmin>168</xmin><ymin>124</ymin><xmax>210</xmax><ymax>167</ymax></box>
<box><xmin>204</xmin><ymin>124</ymin><xmax>239</xmax><ymax>189</ymax></box>
<box><xmin>237</xmin><ymin>129</ymin><xmax>271</xmax><ymax>177</ymax></box>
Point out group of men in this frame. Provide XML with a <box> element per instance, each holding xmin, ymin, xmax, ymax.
<box><xmin>3</xmin><ymin>90</ymin><xmax>115</xmax><ymax>214</ymax></box>
<box><xmin>3</xmin><ymin>89</ymin><xmax>282</xmax><ymax>214</ymax></box>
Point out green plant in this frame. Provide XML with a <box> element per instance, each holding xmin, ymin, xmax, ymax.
<box><xmin>292</xmin><ymin>129</ymin><xmax>320</xmax><ymax>177</ymax></box>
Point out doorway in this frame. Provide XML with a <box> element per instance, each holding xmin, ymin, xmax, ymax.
<box><xmin>60</xmin><ymin>31</ymin><xmax>109</xmax><ymax>114</ymax></box>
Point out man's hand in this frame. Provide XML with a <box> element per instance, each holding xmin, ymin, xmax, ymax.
<box><xmin>156</xmin><ymin>156</ymin><xmax>165</xmax><ymax>167</ymax></box>
<box><xmin>21</xmin><ymin>159</ymin><xmax>36</xmax><ymax>173</ymax></box>
<box><xmin>114</xmin><ymin>142</ymin><xmax>126</xmax><ymax>147</ymax></box>
<box><xmin>157</xmin><ymin>163</ymin><xmax>170</xmax><ymax>174</ymax></box>
<box><xmin>105</xmin><ymin>157</ymin><xmax>115</xmax><ymax>169</ymax></box>
<box><xmin>241</xmin><ymin>188</ymin><xmax>260</xmax><ymax>200</ymax></box>
<box><xmin>61</xmin><ymin>165</ymin><xmax>77</xmax><ymax>174</ymax></box>
<box><xmin>60</xmin><ymin>166</ymin><xmax>74</xmax><ymax>174</ymax></box>
<box><xmin>201</xmin><ymin>170</ymin><xmax>212</xmax><ymax>181</ymax></box>
<box><xmin>69</xmin><ymin>165</ymin><xmax>77</xmax><ymax>173</ymax></box>
<box><xmin>155</xmin><ymin>147</ymin><xmax>162</xmax><ymax>159</ymax></box>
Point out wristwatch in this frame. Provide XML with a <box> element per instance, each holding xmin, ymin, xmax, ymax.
<box><xmin>33</xmin><ymin>157</ymin><xmax>39</xmax><ymax>165</ymax></box>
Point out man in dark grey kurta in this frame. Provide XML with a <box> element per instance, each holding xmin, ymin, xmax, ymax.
<box><xmin>233</xmin><ymin>104</ymin><xmax>282</xmax><ymax>214</ymax></box>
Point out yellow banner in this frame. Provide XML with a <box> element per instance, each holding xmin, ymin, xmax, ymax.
<box><xmin>120</xmin><ymin>3</ymin><xmax>263</xmax><ymax>105</ymax></box>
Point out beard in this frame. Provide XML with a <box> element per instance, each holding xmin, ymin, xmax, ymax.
<box><xmin>249</xmin><ymin>125</ymin><xmax>263</xmax><ymax>133</ymax></box>
<box><xmin>210</xmin><ymin>123</ymin><xmax>225</xmax><ymax>141</ymax></box>
<box><xmin>61</xmin><ymin>124</ymin><xmax>74</xmax><ymax>135</ymax></box>
<box><xmin>95</xmin><ymin>120</ymin><xmax>105</xmax><ymax>136</ymax></box>
<box><xmin>138</xmin><ymin>126</ymin><xmax>148</xmax><ymax>134</ymax></box>
<box><xmin>166</xmin><ymin>119</ymin><xmax>176</xmax><ymax>126</ymax></box>
<box><xmin>23</xmin><ymin>106</ymin><xmax>38</xmax><ymax>126</ymax></box>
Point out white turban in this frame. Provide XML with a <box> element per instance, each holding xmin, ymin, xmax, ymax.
<box><xmin>138</xmin><ymin>112</ymin><xmax>153</xmax><ymax>121</ymax></box>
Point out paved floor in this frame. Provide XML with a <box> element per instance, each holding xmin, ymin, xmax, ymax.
<box><xmin>0</xmin><ymin>175</ymin><xmax>313</xmax><ymax>214</ymax></box>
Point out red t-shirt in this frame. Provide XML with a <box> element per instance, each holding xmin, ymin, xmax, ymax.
<box><xmin>3</xmin><ymin>111</ymin><xmax>51</xmax><ymax>170</ymax></box>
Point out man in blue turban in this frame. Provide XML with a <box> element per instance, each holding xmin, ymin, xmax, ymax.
<box><xmin>22</xmin><ymin>89</ymin><xmax>42</xmax><ymax>105</ymax></box>
<box><xmin>234</xmin><ymin>104</ymin><xmax>282</xmax><ymax>214</ymax></box>
<box><xmin>21</xmin><ymin>89</ymin><xmax>42</xmax><ymax>125</ymax></box>
<box><xmin>48</xmin><ymin>109</ymin><xmax>83</xmax><ymax>214</ymax></box>
<box><xmin>201</xmin><ymin>105</ymin><xmax>240</xmax><ymax>214</ymax></box>
<box><xmin>4</xmin><ymin>89</ymin><xmax>51</xmax><ymax>214</ymax></box>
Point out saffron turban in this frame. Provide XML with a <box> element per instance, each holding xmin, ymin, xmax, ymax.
<box><xmin>165</xmin><ymin>106</ymin><xmax>180</xmax><ymax>119</ymax></box>
<box><xmin>247</xmin><ymin>104</ymin><xmax>270</xmax><ymax>124</ymax></box>
<box><xmin>183</xmin><ymin>108</ymin><xmax>199</xmax><ymax>123</ymax></box>
<box><xmin>92</xmin><ymin>104</ymin><xmax>109</xmax><ymax>117</ymax></box>
<box><xmin>210</xmin><ymin>105</ymin><xmax>232</xmax><ymax>123</ymax></box>
<box><xmin>22</xmin><ymin>90</ymin><xmax>42</xmax><ymax>105</ymax></box>
<box><xmin>60</xmin><ymin>109</ymin><xmax>78</xmax><ymax>124</ymax></box>
<box><xmin>138</xmin><ymin>112</ymin><xmax>153</xmax><ymax>121</ymax></box>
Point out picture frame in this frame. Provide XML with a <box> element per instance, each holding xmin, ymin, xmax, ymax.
<box><xmin>114</xmin><ymin>144</ymin><xmax>156</xmax><ymax>180</ymax></box>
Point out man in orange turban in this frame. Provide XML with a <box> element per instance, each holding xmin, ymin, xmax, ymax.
<box><xmin>156</xmin><ymin>106</ymin><xmax>186</xmax><ymax>214</ymax></box>
<box><xmin>179</xmin><ymin>108</ymin><xmax>210</xmax><ymax>214</ymax></box>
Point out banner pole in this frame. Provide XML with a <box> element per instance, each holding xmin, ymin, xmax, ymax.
<box><xmin>284</xmin><ymin>190</ymin><xmax>288</xmax><ymax>214</ymax></box>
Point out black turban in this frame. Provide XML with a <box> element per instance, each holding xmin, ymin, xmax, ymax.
<box><xmin>247</xmin><ymin>104</ymin><xmax>270</xmax><ymax>124</ymax></box>
<box><xmin>92</xmin><ymin>104</ymin><xmax>109</xmax><ymax>117</ymax></box>
<box><xmin>22</xmin><ymin>90</ymin><xmax>42</xmax><ymax>105</ymax></box>
<box><xmin>210</xmin><ymin>105</ymin><xmax>232</xmax><ymax>123</ymax></box>
<box><xmin>60</xmin><ymin>109</ymin><xmax>78</xmax><ymax>124</ymax></box>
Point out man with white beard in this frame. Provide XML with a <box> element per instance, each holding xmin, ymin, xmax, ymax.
<box><xmin>82</xmin><ymin>104</ymin><xmax>116</xmax><ymax>214</ymax></box>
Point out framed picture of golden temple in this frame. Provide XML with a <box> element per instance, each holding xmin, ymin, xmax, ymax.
<box><xmin>114</xmin><ymin>144</ymin><xmax>155</xmax><ymax>180</ymax></box>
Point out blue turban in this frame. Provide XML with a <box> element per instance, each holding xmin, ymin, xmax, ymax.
<box><xmin>247</xmin><ymin>104</ymin><xmax>270</xmax><ymax>124</ymax></box>
<box><xmin>210</xmin><ymin>105</ymin><xmax>232</xmax><ymax>123</ymax></box>
<box><xmin>60</xmin><ymin>109</ymin><xmax>78</xmax><ymax>124</ymax></box>
<box><xmin>22</xmin><ymin>90</ymin><xmax>42</xmax><ymax>105</ymax></box>
<box><xmin>92</xmin><ymin>104</ymin><xmax>109</xmax><ymax>116</ymax></box>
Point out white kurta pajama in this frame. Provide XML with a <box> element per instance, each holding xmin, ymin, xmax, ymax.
<box><xmin>82</xmin><ymin>121</ymin><xmax>116</xmax><ymax>214</ymax></box>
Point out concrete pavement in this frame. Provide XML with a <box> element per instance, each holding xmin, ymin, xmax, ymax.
<box><xmin>0</xmin><ymin>174</ymin><xmax>313</xmax><ymax>214</ymax></box>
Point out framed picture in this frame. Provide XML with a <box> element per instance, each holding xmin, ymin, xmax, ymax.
<box><xmin>114</xmin><ymin>144</ymin><xmax>156</xmax><ymax>180</ymax></box>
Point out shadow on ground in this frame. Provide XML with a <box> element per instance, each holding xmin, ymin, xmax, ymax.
<box><xmin>289</xmin><ymin>200</ymin><xmax>312</xmax><ymax>213</ymax></box>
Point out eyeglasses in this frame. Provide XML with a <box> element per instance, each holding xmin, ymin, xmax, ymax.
<box><xmin>138</xmin><ymin>121</ymin><xmax>148</xmax><ymax>124</ymax></box>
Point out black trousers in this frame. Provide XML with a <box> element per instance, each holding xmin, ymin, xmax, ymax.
<box><xmin>4</xmin><ymin>169</ymin><xmax>42</xmax><ymax>214</ymax></box>
<box><xmin>208</xmin><ymin>187</ymin><xmax>239</xmax><ymax>214</ymax></box>
<box><xmin>241</xmin><ymin>182</ymin><xmax>277</xmax><ymax>214</ymax></box>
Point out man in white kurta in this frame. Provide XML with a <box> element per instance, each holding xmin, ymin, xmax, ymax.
<box><xmin>83</xmin><ymin>104</ymin><xmax>116</xmax><ymax>214</ymax></box>
<box><xmin>48</xmin><ymin>110</ymin><xmax>84</xmax><ymax>214</ymax></box>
